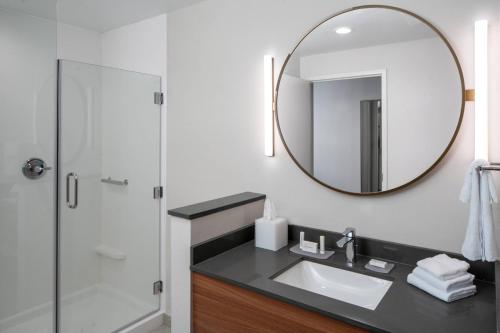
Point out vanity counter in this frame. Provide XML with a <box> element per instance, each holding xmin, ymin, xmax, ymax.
<box><xmin>191</xmin><ymin>241</ymin><xmax>496</xmax><ymax>333</ymax></box>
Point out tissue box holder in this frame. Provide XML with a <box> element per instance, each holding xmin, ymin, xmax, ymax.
<box><xmin>255</xmin><ymin>217</ymin><xmax>288</xmax><ymax>251</ymax></box>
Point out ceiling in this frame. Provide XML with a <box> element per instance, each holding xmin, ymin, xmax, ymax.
<box><xmin>0</xmin><ymin>0</ymin><xmax>57</xmax><ymax>19</ymax></box>
<box><xmin>296</xmin><ymin>8</ymin><xmax>437</xmax><ymax>57</ymax></box>
<box><xmin>57</xmin><ymin>0</ymin><xmax>207</xmax><ymax>32</ymax></box>
<box><xmin>0</xmin><ymin>0</ymin><xmax>206</xmax><ymax>31</ymax></box>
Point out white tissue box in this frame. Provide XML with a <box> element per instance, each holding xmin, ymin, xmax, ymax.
<box><xmin>255</xmin><ymin>217</ymin><xmax>288</xmax><ymax>251</ymax></box>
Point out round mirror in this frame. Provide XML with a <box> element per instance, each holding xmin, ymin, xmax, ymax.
<box><xmin>276</xmin><ymin>5</ymin><xmax>464</xmax><ymax>195</ymax></box>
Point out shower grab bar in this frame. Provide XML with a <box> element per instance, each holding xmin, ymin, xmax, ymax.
<box><xmin>66</xmin><ymin>172</ymin><xmax>78</xmax><ymax>209</ymax></box>
<box><xmin>101</xmin><ymin>177</ymin><xmax>129</xmax><ymax>186</ymax></box>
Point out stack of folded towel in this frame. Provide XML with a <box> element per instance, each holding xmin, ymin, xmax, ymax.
<box><xmin>407</xmin><ymin>254</ymin><xmax>476</xmax><ymax>302</ymax></box>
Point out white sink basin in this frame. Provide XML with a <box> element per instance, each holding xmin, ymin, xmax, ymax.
<box><xmin>273</xmin><ymin>260</ymin><xmax>392</xmax><ymax>310</ymax></box>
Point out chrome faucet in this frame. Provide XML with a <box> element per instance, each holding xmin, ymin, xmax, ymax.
<box><xmin>336</xmin><ymin>227</ymin><xmax>357</xmax><ymax>265</ymax></box>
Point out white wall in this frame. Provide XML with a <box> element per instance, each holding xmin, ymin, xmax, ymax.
<box><xmin>57</xmin><ymin>23</ymin><xmax>102</xmax><ymax>65</ymax></box>
<box><xmin>313</xmin><ymin>77</ymin><xmax>381</xmax><ymax>191</ymax></box>
<box><xmin>278</xmin><ymin>75</ymin><xmax>313</xmax><ymax>172</ymax></box>
<box><xmin>0</xmin><ymin>9</ymin><xmax>105</xmax><ymax>327</ymax></box>
<box><xmin>167</xmin><ymin>0</ymin><xmax>500</xmax><ymax>253</ymax></box>
<box><xmin>301</xmin><ymin>37</ymin><xmax>461</xmax><ymax>188</ymax></box>
<box><xmin>0</xmin><ymin>7</ymin><xmax>56</xmax><ymax>323</ymax></box>
<box><xmin>102</xmin><ymin>15</ymin><xmax>167</xmax><ymax>78</ymax></box>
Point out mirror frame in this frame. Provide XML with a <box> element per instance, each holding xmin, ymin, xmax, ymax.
<box><xmin>275</xmin><ymin>4</ymin><xmax>466</xmax><ymax>196</ymax></box>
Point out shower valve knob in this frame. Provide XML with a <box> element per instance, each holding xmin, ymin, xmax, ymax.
<box><xmin>22</xmin><ymin>158</ymin><xmax>51</xmax><ymax>179</ymax></box>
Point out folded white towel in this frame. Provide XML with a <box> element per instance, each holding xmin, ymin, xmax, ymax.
<box><xmin>413</xmin><ymin>267</ymin><xmax>474</xmax><ymax>292</ymax></box>
<box><xmin>407</xmin><ymin>273</ymin><xmax>476</xmax><ymax>302</ymax></box>
<box><xmin>460</xmin><ymin>160</ymin><xmax>499</xmax><ymax>262</ymax></box>
<box><xmin>417</xmin><ymin>254</ymin><xmax>470</xmax><ymax>280</ymax></box>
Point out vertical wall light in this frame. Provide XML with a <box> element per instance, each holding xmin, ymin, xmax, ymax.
<box><xmin>264</xmin><ymin>55</ymin><xmax>275</xmax><ymax>157</ymax></box>
<box><xmin>474</xmin><ymin>20</ymin><xmax>489</xmax><ymax>160</ymax></box>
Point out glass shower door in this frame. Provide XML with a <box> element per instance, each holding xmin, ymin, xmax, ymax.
<box><xmin>58</xmin><ymin>60</ymin><xmax>161</xmax><ymax>333</ymax></box>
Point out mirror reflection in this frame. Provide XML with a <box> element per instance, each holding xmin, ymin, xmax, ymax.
<box><xmin>277</xmin><ymin>7</ymin><xmax>463</xmax><ymax>194</ymax></box>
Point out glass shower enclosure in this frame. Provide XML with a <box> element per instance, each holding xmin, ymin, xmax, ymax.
<box><xmin>0</xmin><ymin>5</ymin><xmax>162</xmax><ymax>333</ymax></box>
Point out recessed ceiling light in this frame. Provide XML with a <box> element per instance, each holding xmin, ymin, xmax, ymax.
<box><xmin>336</xmin><ymin>27</ymin><xmax>352</xmax><ymax>35</ymax></box>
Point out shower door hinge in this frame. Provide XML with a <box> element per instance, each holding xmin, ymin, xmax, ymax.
<box><xmin>154</xmin><ymin>92</ymin><xmax>164</xmax><ymax>105</ymax></box>
<box><xmin>153</xmin><ymin>280</ymin><xmax>163</xmax><ymax>295</ymax></box>
<box><xmin>153</xmin><ymin>186</ymin><xmax>163</xmax><ymax>199</ymax></box>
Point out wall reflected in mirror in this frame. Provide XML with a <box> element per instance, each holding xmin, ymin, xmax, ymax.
<box><xmin>277</xmin><ymin>6</ymin><xmax>463</xmax><ymax>194</ymax></box>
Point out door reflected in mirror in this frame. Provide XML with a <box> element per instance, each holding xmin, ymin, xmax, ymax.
<box><xmin>276</xmin><ymin>6</ymin><xmax>464</xmax><ymax>195</ymax></box>
<box><xmin>313</xmin><ymin>75</ymin><xmax>383</xmax><ymax>193</ymax></box>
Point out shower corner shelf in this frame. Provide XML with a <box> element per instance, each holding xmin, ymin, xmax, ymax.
<box><xmin>95</xmin><ymin>245</ymin><xmax>127</xmax><ymax>260</ymax></box>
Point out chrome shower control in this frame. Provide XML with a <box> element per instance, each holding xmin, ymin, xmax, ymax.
<box><xmin>22</xmin><ymin>158</ymin><xmax>52</xmax><ymax>179</ymax></box>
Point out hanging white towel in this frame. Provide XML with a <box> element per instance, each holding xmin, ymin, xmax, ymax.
<box><xmin>460</xmin><ymin>160</ymin><xmax>498</xmax><ymax>262</ymax></box>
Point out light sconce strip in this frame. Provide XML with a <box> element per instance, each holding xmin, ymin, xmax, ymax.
<box><xmin>264</xmin><ymin>55</ymin><xmax>275</xmax><ymax>157</ymax></box>
<box><xmin>474</xmin><ymin>20</ymin><xmax>488</xmax><ymax>161</ymax></box>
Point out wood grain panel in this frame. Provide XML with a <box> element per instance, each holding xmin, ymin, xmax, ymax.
<box><xmin>192</xmin><ymin>273</ymin><xmax>369</xmax><ymax>333</ymax></box>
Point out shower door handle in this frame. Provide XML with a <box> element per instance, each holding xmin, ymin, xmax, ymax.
<box><xmin>66</xmin><ymin>172</ymin><xmax>78</xmax><ymax>209</ymax></box>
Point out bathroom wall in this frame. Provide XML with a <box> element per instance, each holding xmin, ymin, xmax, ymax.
<box><xmin>0</xmin><ymin>6</ymin><xmax>57</xmax><ymax>323</ymax></box>
<box><xmin>57</xmin><ymin>23</ymin><xmax>102</xmax><ymax>65</ymax></box>
<box><xmin>167</xmin><ymin>0</ymin><xmax>500</xmax><ymax>253</ymax></box>
<box><xmin>101</xmin><ymin>15</ymin><xmax>167</xmax><ymax>77</ymax></box>
<box><xmin>278</xmin><ymin>75</ymin><xmax>313</xmax><ymax>172</ymax></box>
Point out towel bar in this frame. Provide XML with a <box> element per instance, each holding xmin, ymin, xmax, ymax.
<box><xmin>478</xmin><ymin>162</ymin><xmax>500</xmax><ymax>171</ymax></box>
<box><xmin>101</xmin><ymin>177</ymin><xmax>128</xmax><ymax>186</ymax></box>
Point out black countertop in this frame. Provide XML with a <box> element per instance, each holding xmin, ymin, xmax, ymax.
<box><xmin>192</xmin><ymin>241</ymin><xmax>496</xmax><ymax>333</ymax></box>
<box><xmin>168</xmin><ymin>192</ymin><xmax>265</xmax><ymax>219</ymax></box>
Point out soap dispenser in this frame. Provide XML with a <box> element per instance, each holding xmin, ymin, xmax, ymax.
<box><xmin>255</xmin><ymin>199</ymin><xmax>288</xmax><ymax>251</ymax></box>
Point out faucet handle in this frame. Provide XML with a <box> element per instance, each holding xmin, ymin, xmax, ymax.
<box><xmin>342</xmin><ymin>227</ymin><xmax>356</xmax><ymax>237</ymax></box>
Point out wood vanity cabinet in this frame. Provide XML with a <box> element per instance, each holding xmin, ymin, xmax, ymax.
<box><xmin>192</xmin><ymin>273</ymin><xmax>369</xmax><ymax>333</ymax></box>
